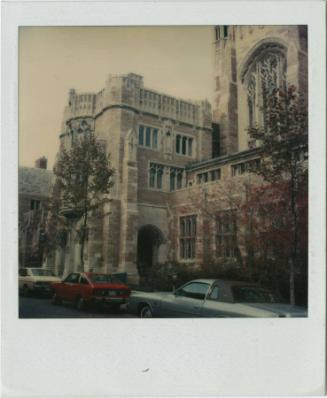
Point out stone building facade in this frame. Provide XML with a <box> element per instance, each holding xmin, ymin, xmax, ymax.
<box><xmin>47</xmin><ymin>72</ymin><xmax>212</xmax><ymax>281</ymax></box>
<box><xmin>44</xmin><ymin>25</ymin><xmax>307</xmax><ymax>283</ymax></box>
<box><xmin>19</xmin><ymin>158</ymin><xmax>54</xmax><ymax>267</ymax></box>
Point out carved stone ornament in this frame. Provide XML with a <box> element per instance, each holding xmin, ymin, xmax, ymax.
<box><xmin>126</xmin><ymin>128</ymin><xmax>137</xmax><ymax>161</ymax></box>
<box><xmin>67</xmin><ymin>119</ymin><xmax>92</xmax><ymax>135</ymax></box>
<box><xmin>163</xmin><ymin>120</ymin><xmax>173</xmax><ymax>154</ymax></box>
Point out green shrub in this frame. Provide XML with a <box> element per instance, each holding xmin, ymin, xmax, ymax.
<box><xmin>135</xmin><ymin>258</ymin><xmax>307</xmax><ymax>306</ymax></box>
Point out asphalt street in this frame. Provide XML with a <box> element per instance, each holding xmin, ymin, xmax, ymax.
<box><xmin>19</xmin><ymin>295</ymin><xmax>137</xmax><ymax>318</ymax></box>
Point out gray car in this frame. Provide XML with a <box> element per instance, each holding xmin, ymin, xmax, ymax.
<box><xmin>127</xmin><ymin>279</ymin><xmax>307</xmax><ymax>318</ymax></box>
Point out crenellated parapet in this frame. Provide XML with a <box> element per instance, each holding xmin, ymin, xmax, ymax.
<box><xmin>61</xmin><ymin>72</ymin><xmax>212</xmax><ymax>134</ymax></box>
<box><xmin>63</xmin><ymin>91</ymin><xmax>96</xmax><ymax>122</ymax></box>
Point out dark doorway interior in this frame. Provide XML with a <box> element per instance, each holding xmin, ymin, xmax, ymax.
<box><xmin>137</xmin><ymin>225</ymin><xmax>163</xmax><ymax>277</ymax></box>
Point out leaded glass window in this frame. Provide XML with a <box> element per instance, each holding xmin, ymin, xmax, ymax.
<box><xmin>188</xmin><ymin>138</ymin><xmax>193</xmax><ymax>156</ymax></box>
<box><xmin>138</xmin><ymin>125</ymin><xmax>160</xmax><ymax>149</ymax></box>
<box><xmin>148</xmin><ymin>163</ymin><xmax>164</xmax><ymax>189</ymax></box>
<box><xmin>175</xmin><ymin>134</ymin><xmax>193</xmax><ymax>156</ymax></box>
<box><xmin>169</xmin><ymin>167</ymin><xmax>184</xmax><ymax>191</ymax></box>
<box><xmin>246</xmin><ymin>51</ymin><xmax>286</xmax><ymax>131</ymax></box>
<box><xmin>138</xmin><ymin>125</ymin><xmax>144</xmax><ymax>145</ymax></box>
<box><xmin>153</xmin><ymin>129</ymin><xmax>158</xmax><ymax>148</ymax></box>
<box><xmin>176</xmin><ymin>135</ymin><xmax>181</xmax><ymax>153</ymax></box>
<box><xmin>216</xmin><ymin>210</ymin><xmax>237</xmax><ymax>258</ymax></box>
<box><xmin>210</xmin><ymin>169</ymin><xmax>221</xmax><ymax>181</ymax></box>
<box><xmin>180</xmin><ymin>215</ymin><xmax>196</xmax><ymax>259</ymax></box>
<box><xmin>145</xmin><ymin>127</ymin><xmax>151</xmax><ymax>147</ymax></box>
<box><xmin>182</xmin><ymin>137</ymin><xmax>187</xmax><ymax>155</ymax></box>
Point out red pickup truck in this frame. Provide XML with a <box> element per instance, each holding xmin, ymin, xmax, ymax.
<box><xmin>52</xmin><ymin>272</ymin><xmax>131</xmax><ymax>310</ymax></box>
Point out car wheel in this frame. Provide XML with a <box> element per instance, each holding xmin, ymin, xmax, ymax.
<box><xmin>139</xmin><ymin>305</ymin><xmax>153</xmax><ymax>318</ymax></box>
<box><xmin>23</xmin><ymin>285</ymin><xmax>30</xmax><ymax>297</ymax></box>
<box><xmin>76</xmin><ymin>296</ymin><xmax>86</xmax><ymax>311</ymax></box>
<box><xmin>52</xmin><ymin>292</ymin><xmax>62</xmax><ymax>305</ymax></box>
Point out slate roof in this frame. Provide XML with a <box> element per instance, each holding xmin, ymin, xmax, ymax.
<box><xmin>19</xmin><ymin>167</ymin><xmax>54</xmax><ymax>197</ymax></box>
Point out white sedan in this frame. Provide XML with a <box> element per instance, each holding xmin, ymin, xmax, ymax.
<box><xmin>19</xmin><ymin>267</ymin><xmax>61</xmax><ymax>296</ymax></box>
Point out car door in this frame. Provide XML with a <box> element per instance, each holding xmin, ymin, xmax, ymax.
<box><xmin>60</xmin><ymin>273</ymin><xmax>81</xmax><ymax>301</ymax></box>
<box><xmin>79</xmin><ymin>274</ymin><xmax>92</xmax><ymax>300</ymax></box>
<box><xmin>162</xmin><ymin>282</ymin><xmax>210</xmax><ymax>317</ymax></box>
<box><xmin>201</xmin><ymin>284</ymin><xmax>240</xmax><ymax>317</ymax></box>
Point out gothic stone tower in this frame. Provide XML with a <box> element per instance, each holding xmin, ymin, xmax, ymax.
<box><xmin>56</xmin><ymin>73</ymin><xmax>212</xmax><ymax>282</ymax></box>
<box><xmin>213</xmin><ymin>25</ymin><xmax>307</xmax><ymax>155</ymax></box>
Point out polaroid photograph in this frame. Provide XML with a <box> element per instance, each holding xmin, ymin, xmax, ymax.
<box><xmin>18</xmin><ymin>24</ymin><xmax>309</xmax><ymax>319</ymax></box>
<box><xmin>1</xmin><ymin>1</ymin><xmax>326</xmax><ymax>397</ymax></box>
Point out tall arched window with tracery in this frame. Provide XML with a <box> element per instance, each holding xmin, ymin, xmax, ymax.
<box><xmin>243</xmin><ymin>47</ymin><xmax>286</xmax><ymax>142</ymax></box>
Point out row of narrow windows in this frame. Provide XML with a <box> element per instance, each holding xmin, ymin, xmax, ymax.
<box><xmin>138</xmin><ymin>125</ymin><xmax>159</xmax><ymax>149</ymax></box>
<box><xmin>149</xmin><ymin>163</ymin><xmax>184</xmax><ymax>191</ymax></box>
<box><xmin>148</xmin><ymin>159</ymin><xmax>260</xmax><ymax>191</ymax></box>
<box><xmin>179</xmin><ymin>208</ymin><xmax>287</xmax><ymax>261</ymax></box>
<box><xmin>140</xmin><ymin>135</ymin><xmax>260</xmax><ymax>179</ymax></box>
<box><xmin>176</xmin><ymin>135</ymin><xmax>193</xmax><ymax>156</ymax></box>
<box><xmin>231</xmin><ymin>159</ymin><xmax>261</xmax><ymax>176</ymax></box>
<box><xmin>196</xmin><ymin>169</ymin><xmax>221</xmax><ymax>184</ymax></box>
<box><xmin>179</xmin><ymin>211</ymin><xmax>237</xmax><ymax>260</ymax></box>
<box><xmin>139</xmin><ymin>125</ymin><xmax>194</xmax><ymax>157</ymax></box>
<box><xmin>195</xmin><ymin>159</ymin><xmax>259</xmax><ymax>184</ymax></box>
<box><xmin>179</xmin><ymin>209</ymin><xmax>288</xmax><ymax>261</ymax></box>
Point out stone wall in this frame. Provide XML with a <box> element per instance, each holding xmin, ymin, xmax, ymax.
<box><xmin>170</xmin><ymin>164</ymin><xmax>264</xmax><ymax>267</ymax></box>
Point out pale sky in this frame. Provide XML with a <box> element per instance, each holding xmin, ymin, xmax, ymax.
<box><xmin>19</xmin><ymin>26</ymin><xmax>215</xmax><ymax>169</ymax></box>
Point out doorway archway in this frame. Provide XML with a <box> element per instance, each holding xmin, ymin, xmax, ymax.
<box><xmin>137</xmin><ymin>225</ymin><xmax>165</xmax><ymax>277</ymax></box>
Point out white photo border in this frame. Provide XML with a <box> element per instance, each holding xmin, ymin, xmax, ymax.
<box><xmin>1</xmin><ymin>1</ymin><xmax>326</xmax><ymax>397</ymax></box>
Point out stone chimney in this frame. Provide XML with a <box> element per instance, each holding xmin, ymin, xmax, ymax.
<box><xmin>35</xmin><ymin>156</ymin><xmax>47</xmax><ymax>169</ymax></box>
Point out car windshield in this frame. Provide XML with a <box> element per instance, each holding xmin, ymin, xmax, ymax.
<box><xmin>30</xmin><ymin>269</ymin><xmax>56</xmax><ymax>277</ymax></box>
<box><xmin>232</xmin><ymin>286</ymin><xmax>282</xmax><ymax>303</ymax></box>
<box><xmin>88</xmin><ymin>274</ymin><xmax>123</xmax><ymax>284</ymax></box>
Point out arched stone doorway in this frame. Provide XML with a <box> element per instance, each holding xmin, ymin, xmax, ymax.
<box><xmin>137</xmin><ymin>225</ymin><xmax>165</xmax><ymax>277</ymax></box>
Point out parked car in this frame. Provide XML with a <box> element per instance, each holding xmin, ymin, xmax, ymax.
<box><xmin>19</xmin><ymin>267</ymin><xmax>61</xmax><ymax>296</ymax></box>
<box><xmin>51</xmin><ymin>272</ymin><xmax>131</xmax><ymax>310</ymax></box>
<box><xmin>127</xmin><ymin>279</ymin><xmax>308</xmax><ymax>318</ymax></box>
